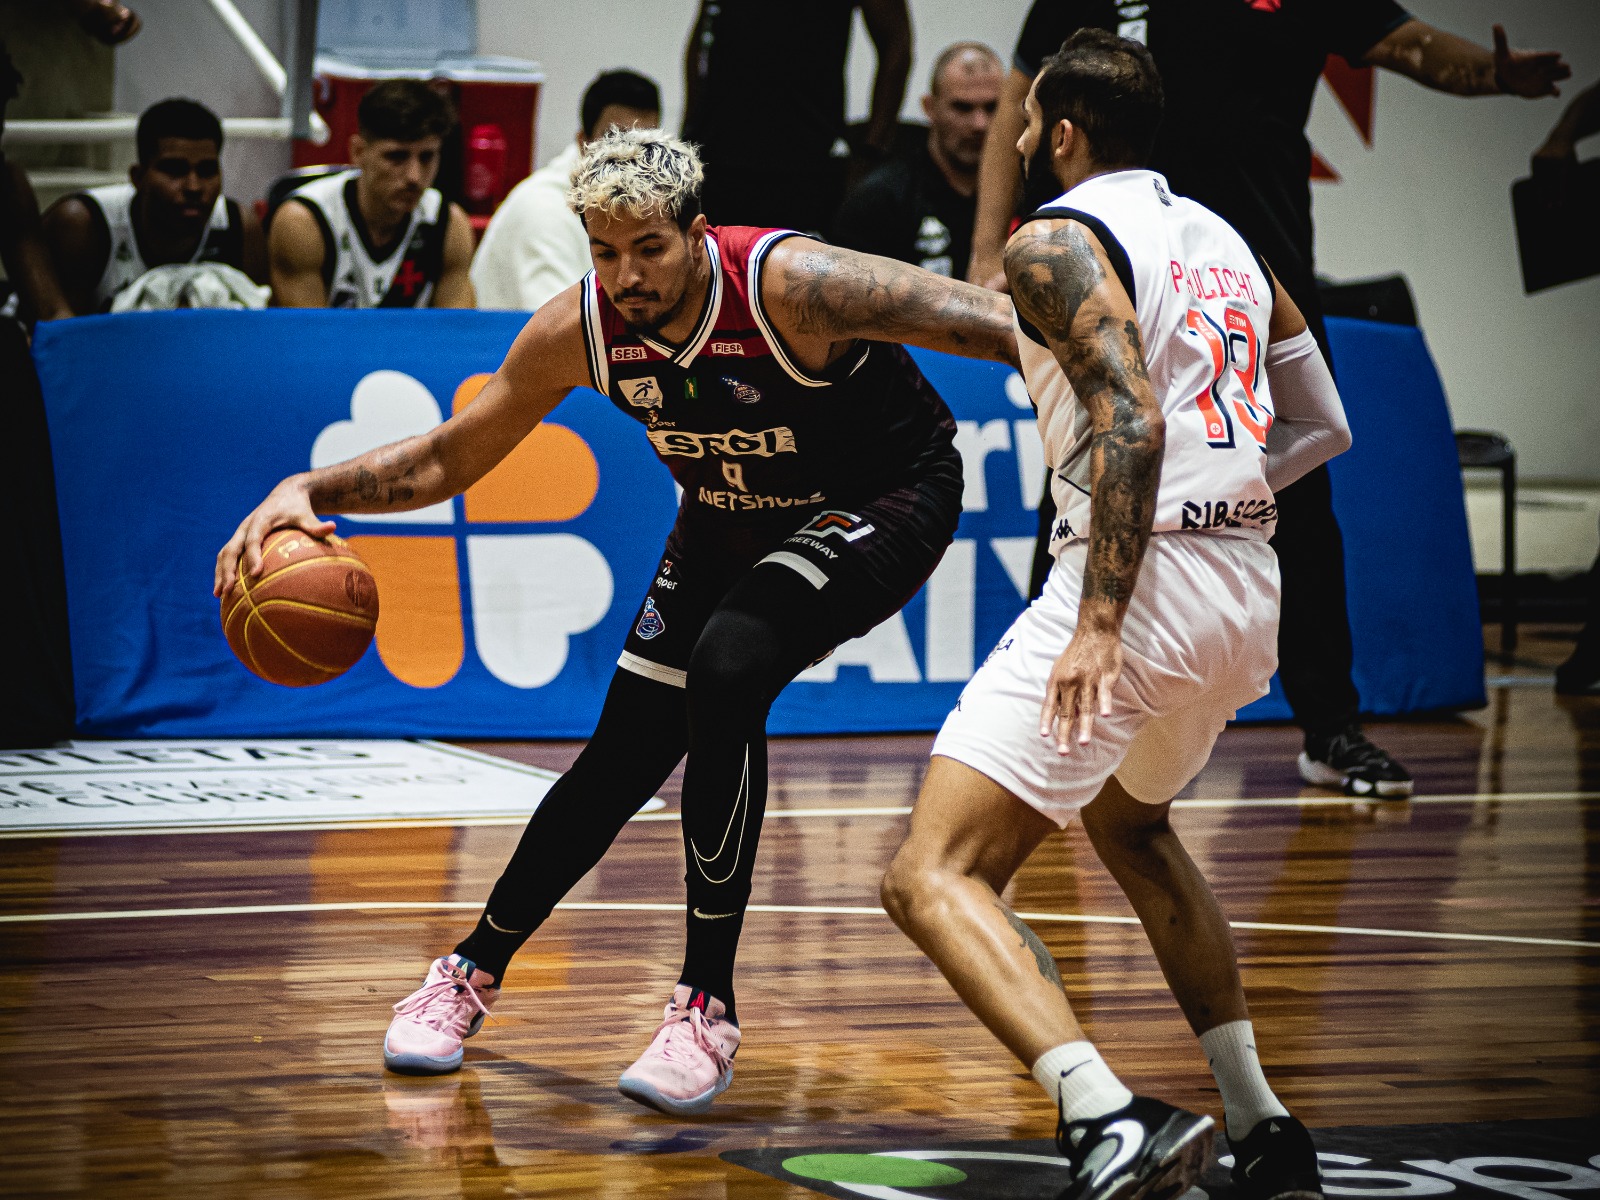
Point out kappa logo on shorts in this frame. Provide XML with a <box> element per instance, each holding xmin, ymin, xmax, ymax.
<box><xmin>981</xmin><ymin>637</ymin><xmax>1014</xmax><ymax>666</ymax></box>
<box><xmin>635</xmin><ymin>597</ymin><xmax>666</xmax><ymax>640</ymax></box>
<box><xmin>801</xmin><ymin>510</ymin><xmax>876</xmax><ymax>542</ymax></box>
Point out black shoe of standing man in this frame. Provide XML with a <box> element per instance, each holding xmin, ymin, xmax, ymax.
<box><xmin>1228</xmin><ymin>1114</ymin><xmax>1324</xmax><ymax>1200</ymax></box>
<box><xmin>1298</xmin><ymin>726</ymin><xmax>1413</xmax><ymax>798</ymax></box>
<box><xmin>1055</xmin><ymin>1094</ymin><xmax>1214</xmax><ymax>1200</ymax></box>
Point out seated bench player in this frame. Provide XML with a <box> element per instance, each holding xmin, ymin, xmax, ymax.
<box><xmin>271</xmin><ymin>79</ymin><xmax>474</xmax><ymax>308</ymax></box>
<box><xmin>42</xmin><ymin>98</ymin><xmax>266</xmax><ymax>314</ymax></box>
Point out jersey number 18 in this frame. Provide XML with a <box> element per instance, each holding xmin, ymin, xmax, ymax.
<box><xmin>1185</xmin><ymin>305</ymin><xmax>1273</xmax><ymax>452</ymax></box>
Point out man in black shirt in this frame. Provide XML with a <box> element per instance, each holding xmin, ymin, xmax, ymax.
<box><xmin>834</xmin><ymin>42</ymin><xmax>1003</xmax><ymax>275</ymax></box>
<box><xmin>969</xmin><ymin>1</ymin><xmax>1569</xmax><ymax>798</ymax></box>
<box><xmin>682</xmin><ymin>0</ymin><xmax>911</xmax><ymax>235</ymax></box>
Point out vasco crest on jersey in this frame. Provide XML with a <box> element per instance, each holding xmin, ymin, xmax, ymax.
<box><xmin>722</xmin><ymin>377</ymin><xmax>762</xmax><ymax>405</ymax></box>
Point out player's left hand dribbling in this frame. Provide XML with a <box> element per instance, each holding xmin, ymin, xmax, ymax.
<box><xmin>214</xmin><ymin>478</ymin><xmax>336</xmax><ymax>599</ymax></box>
<box><xmin>1039</xmin><ymin>629</ymin><xmax>1122</xmax><ymax>756</ymax></box>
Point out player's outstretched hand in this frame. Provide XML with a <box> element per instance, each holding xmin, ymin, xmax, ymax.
<box><xmin>1492</xmin><ymin>25</ymin><xmax>1570</xmax><ymax>98</ymax></box>
<box><xmin>1039</xmin><ymin>628</ymin><xmax>1122</xmax><ymax>756</ymax></box>
<box><xmin>214</xmin><ymin>479</ymin><xmax>337</xmax><ymax>598</ymax></box>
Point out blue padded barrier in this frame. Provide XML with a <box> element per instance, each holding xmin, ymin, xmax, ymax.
<box><xmin>32</xmin><ymin>310</ymin><xmax>1481</xmax><ymax>737</ymax></box>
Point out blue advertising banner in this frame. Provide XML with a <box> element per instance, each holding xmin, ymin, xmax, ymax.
<box><xmin>33</xmin><ymin>310</ymin><xmax>1481</xmax><ymax>738</ymax></box>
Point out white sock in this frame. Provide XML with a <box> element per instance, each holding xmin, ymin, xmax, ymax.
<box><xmin>1032</xmin><ymin>1041</ymin><xmax>1134</xmax><ymax>1123</ymax></box>
<box><xmin>1199</xmin><ymin>1020</ymin><xmax>1289</xmax><ymax>1139</ymax></box>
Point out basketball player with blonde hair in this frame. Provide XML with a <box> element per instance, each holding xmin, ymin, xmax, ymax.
<box><xmin>218</xmin><ymin>128</ymin><xmax>1017</xmax><ymax>1116</ymax></box>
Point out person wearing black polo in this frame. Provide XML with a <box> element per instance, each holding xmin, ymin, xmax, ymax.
<box><xmin>833</xmin><ymin>42</ymin><xmax>1004</xmax><ymax>276</ymax></box>
<box><xmin>969</xmin><ymin>1</ymin><xmax>1569</xmax><ymax>797</ymax></box>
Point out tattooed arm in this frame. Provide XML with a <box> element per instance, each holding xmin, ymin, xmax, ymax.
<box><xmin>214</xmin><ymin>287</ymin><xmax>591</xmax><ymax>595</ymax></box>
<box><xmin>1006</xmin><ymin>219</ymin><xmax>1165</xmax><ymax>753</ymax></box>
<box><xmin>760</xmin><ymin>237</ymin><xmax>1019</xmax><ymax>371</ymax></box>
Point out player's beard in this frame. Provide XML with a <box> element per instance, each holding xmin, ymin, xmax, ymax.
<box><xmin>1020</xmin><ymin>138</ymin><xmax>1063</xmax><ymax>213</ymax></box>
<box><xmin>617</xmin><ymin>282</ymin><xmax>692</xmax><ymax>336</ymax></box>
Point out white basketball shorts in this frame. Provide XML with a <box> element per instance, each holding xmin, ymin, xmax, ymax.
<box><xmin>933</xmin><ymin>531</ymin><xmax>1280</xmax><ymax>825</ymax></box>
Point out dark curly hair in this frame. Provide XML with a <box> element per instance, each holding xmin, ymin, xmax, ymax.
<box><xmin>1035</xmin><ymin>28</ymin><xmax>1164</xmax><ymax>168</ymax></box>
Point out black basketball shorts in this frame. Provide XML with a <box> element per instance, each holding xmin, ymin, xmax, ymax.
<box><xmin>616</xmin><ymin>477</ymin><xmax>962</xmax><ymax>689</ymax></box>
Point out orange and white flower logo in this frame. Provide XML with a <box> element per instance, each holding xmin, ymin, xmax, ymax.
<box><xmin>311</xmin><ymin>370</ymin><xmax>614</xmax><ymax>689</ymax></box>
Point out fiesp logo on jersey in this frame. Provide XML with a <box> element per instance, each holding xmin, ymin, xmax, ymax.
<box><xmin>310</xmin><ymin>370</ymin><xmax>613</xmax><ymax>690</ymax></box>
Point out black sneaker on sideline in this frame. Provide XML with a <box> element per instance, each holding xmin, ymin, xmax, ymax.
<box><xmin>1554</xmin><ymin>649</ymin><xmax>1600</xmax><ymax>696</ymax></box>
<box><xmin>1228</xmin><ymin>1114</ymin><xmax>1323</xmax><ymax>1200</ymax></box>
<box><xmin>1055</xmin><ymin>1095</ymin><xmax>1214</xmax><ymax>1200</ymax></box>
<box><xmin>1298</xmin><ymin>727</ymin><xmax>1413</xmax><ymax>798</ymax></box>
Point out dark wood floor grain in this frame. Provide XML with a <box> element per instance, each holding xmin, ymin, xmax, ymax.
<box><xmin>2</xmin><ymin>633</ymin><xmax>1596</xmax><ymax>1197</ymax></box>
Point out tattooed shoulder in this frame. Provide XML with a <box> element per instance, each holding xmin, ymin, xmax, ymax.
<box><xmin>1004</xmin><ymin>222</ymin><xmax>1107</xmax><ymax>343</ymax></box>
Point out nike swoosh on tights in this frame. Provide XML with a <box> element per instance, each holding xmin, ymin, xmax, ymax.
<box><xmin>691</xmin><ymin>749</ymin><xmax>751</xmax><ymax>884</ymax></box>
<box><xmin>1092</xmin><ymin>1119</ymin><xmax>1145</xmax><ymax>1186</ymax></box>
<box><xmin>692</xmin><ymin>908</ymin><xmax>738</xmax><ymax>920</ymax></box>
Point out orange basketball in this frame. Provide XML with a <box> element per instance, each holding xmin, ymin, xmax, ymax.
<box><xmin>221</xmin><ymin>529</ymin><xmax>379</xmax><ymax>687</ymax></box>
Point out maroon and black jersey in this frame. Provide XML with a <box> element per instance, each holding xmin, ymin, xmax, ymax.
<box><xmin>578</xmin><ymin>226</ymin><xmax>960</xmax><ymax>556</ymax></box>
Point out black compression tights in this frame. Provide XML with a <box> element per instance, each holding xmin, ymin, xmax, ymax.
<box><xmin>453</xmin><ymin>562</ymin><xmax>839</xmax><ymax>1022</ymax></box>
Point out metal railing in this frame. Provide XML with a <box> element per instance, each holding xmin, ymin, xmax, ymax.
<box><xmin>0</xmin><ymin>0</ymin><xmax>326</xmax><ymax>149</ymax></box>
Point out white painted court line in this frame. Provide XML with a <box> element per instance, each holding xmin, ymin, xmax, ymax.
<box><xmin>7</xmin><ymin>790</ymin><xmax>1597</xmax><ymax>840</ymax></box>
<box><xmin>1174</xmin><ymin>791</ymin><xmax>1600</xmax><ymax>807</ymax></box>
<box><xmin>0</xmin><ymin>899</ymin><xmax>1592</xmax><ymax>950</ymax></box>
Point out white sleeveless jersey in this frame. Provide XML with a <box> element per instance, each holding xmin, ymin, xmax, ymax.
<box><xmin>80</xmin><ymin>183</ymin><xmax>237</xmax><ymax>312</ymax></box>
<box><xmin>284</xmin><ymin>169</ymin><xmax>445</xmax><ymax>308</ymax></box>
<box><xmin>1017</xmin><ymin>170</ymin><xmax>1279</xmax><ymax>556</ymax></box>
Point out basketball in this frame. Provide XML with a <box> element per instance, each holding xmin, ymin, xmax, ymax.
<box><xmin>220</xmin><ymin>528</ymin><xmax>379</xmax><ymax>687</ymax></box>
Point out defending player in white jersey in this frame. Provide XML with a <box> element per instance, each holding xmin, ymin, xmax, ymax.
<box><xmin>881</xmin><ymin>30</ymin><xmax>1350</xmax><ymax>1200</ymax></box>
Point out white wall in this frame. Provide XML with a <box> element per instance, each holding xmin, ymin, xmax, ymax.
<box><xmin>1307</xmin><ymin>0</ymin><xmax>1599</xmax><ymax>483</ymax></box>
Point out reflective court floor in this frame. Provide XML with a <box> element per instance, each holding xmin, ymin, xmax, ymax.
<box><xmin>1</xmin><ymin>631</ymin><xmax>1596</xmax><ymax>1197</ymax></box>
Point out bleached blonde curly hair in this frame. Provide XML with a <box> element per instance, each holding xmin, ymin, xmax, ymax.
<box><xmin>567</xmin><ymin>127</ymin><xmax>705</xmax><ymax>227</ymax></box>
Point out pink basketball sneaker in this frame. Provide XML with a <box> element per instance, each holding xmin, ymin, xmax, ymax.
<box><xmin>617</xmin><ymin>985</ymin><xmax>740</xmax><ymax>1115</ymax></box>
<box><xmin>383</xmin><ymin>954</ymin><xmax>500</xmax><ymax>1075</ymax></box>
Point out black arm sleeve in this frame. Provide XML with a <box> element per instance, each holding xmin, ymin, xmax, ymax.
<box><xmin>1324</xmin><ymin>0</ymin><xmax>1413</xmax><ymax>66</ymax></box>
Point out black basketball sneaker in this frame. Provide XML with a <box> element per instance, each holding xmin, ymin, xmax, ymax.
<box><xmin>1298</xmin><ymin>726</ymin><xmax>1413</xmax><ymax>797</ymax></box>
<box><xmin>1228</xmin><ymin>1114</ymin><xmax>1324</xmax><ymax>1200</ymax></box>
<box><xmin>1055</xmin><ymin>1095</ymin><xmax>1214</xmax><ymax>1200</ymax></box>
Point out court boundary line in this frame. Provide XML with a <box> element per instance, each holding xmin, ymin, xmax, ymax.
<box><xmin>0</xmin><ymin>899</ymin><xmax>1592</xmax><ymax>950</ymax></box>
<box><xmin>1</xmin><ymin>790</ymin><xmax>1594</xmax><ymax>840</ymax></box>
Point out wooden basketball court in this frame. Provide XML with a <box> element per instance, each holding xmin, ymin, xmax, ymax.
<box><xmin>3</xmin><ymin>635</ymin><xmax>1596</xmax><ymax>1197</ymax></box>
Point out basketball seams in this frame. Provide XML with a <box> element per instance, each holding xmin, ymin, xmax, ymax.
<box><xmin>242</xmin><ymin>602</ymin><xmax>347</xmax><ymax>675</ymax></box>
<box><xmin>252</xmin><ymin>554</ymin><xmax>374</xmax><ymax>595</ymax></box>
<box><xmin>225</xmin><ymin>531</ymin><xmax>375</xmax><ymax>683</ymax></box>
<box><xmin>252</xmin><ymin>597</ymin><xmax>376</xmax><ymax>629</ymax></box>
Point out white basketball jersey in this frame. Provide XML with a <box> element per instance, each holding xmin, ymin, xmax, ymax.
<box><xmin>81</xmin><ymin>183</ymin><xmax>235</xmax><ymax>312</ymax></box>
<box><xmin>1017</xmin><ymin>170</ymin><xmax>1279</xmax><ymax>556</ymax></box>
<box><xmin>285</xmin><ymin>169</ymin><xmax>444</xmax><ymax>309</ymax></box>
